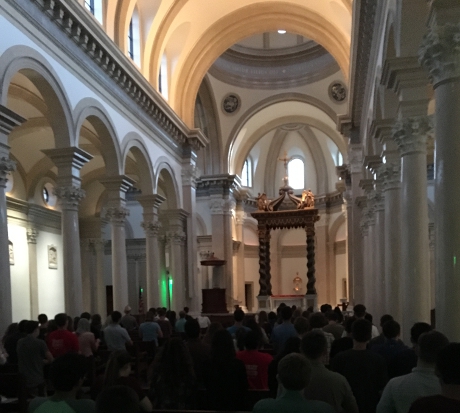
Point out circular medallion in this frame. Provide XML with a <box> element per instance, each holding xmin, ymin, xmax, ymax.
<box><xmin>222</xmin><ymin>94</ymin><xmax>240</xmax><ymax>114</ymax></box>
<box><xmin>329</xmin><ymin>82</ymin><xmax>347</xmax><ymax>103</ymax></box>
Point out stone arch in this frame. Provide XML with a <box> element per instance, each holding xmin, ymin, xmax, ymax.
<box><xmin>0</xmin><ymin>45</ymin><xmax>74</xmax><ymax>148</ymax></box>
<box><xmin>153</xmin><ymin>157</ymin><xmax>181</xmax><ymax>209</ymax></box>
<box><xmin>329</xmin><ymin>213</ymin><xmax>346</xmax><ymax>243</ymax></box>
<box><xmin>167</xmin><ymin>2</ymin><xmax>350</xmax><ymax>125</ymax></box>
<box><xmin>195</xmin><ymin>212</ymin><xmax>207</xmax><ymax>236</ymax></box>
<box><xmin>73</xmin><ymin>98</ymin><xmax>122</xmax><ymax>177</ymax></box>
<box><xmin>121</xmin><ymin>134</ymin><xmax>155</xmax><ymax>195</ymax></box>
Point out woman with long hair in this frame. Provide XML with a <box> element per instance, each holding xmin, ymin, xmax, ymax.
<box><xmin>203</xmin><ymin>329</ymin><xmax>248</xmax><ymax>411</ymax></box>
<box><xmin>150</xmin><ymin>337</ymin><xmax>196</xmax><ymax>409</ymax></box>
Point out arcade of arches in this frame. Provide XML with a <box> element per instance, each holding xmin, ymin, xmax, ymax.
<box><xmin>1</xmin><ymin>0</ymin><xmax>460</xmax><ymax>342</ymax></box>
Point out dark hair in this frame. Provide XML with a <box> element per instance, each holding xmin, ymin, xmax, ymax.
<box><xmin>379</xmin><ymin>314</ymin><xmax>393</xmax><ymax>327</ymax></box>
<box><xmin>280</xmin><ymin>306</ymin><xmax>292</xmax><ymax>321</ymax></box>
<box><xmin>410</xmin><ymin>322</ymin><xmax>432</xmax><ymax>345</ymax></box>
<box><xmin>184</xmin><ymin>319</ymin><xmax>200</xmax><ymax>339</ymax></box>
<box><xmin>2</xmin><ymin>323</ymin><xmax>18</xmax><ymax>344</ymax></box>
<box><xmin>325</xmin><ymin>311</ymin><xmax>338</xmax><ymax>322</ymax></box>
<box><xmin>294</xmin><ymin>317</ymin><xmax>309</xmax><ymax>336</ymax></box>
<box><xmin>158</xmin><ymin>308</ymin><xmax>166</xmax><ymax>317</ymax></box>
<box><xmin>111</xmin><ymin>311</ymin><xmax>122</xmax><ymax>323</ymax></box>
<box><xmin>96</xmin><ymin>385</ymin><xmax>139</xmax><ymax>413</ymax></box>
<box><xmin>54</xmin><ymin>313</ymin><xmax>68</xmax><ymax>328</ymax></box>
<box><xmin>258</xmin><ymin>311</ymin><xmax>268</xmax><ymax>326</ymax></box>
<box><xmin>320</xmin><ymin>304</ymin><xmax>332</xmax><ymax>313</ymax></box>
<box><xmin>244</xmin><ymin>330</ymin><xmax>259</xmax><ymax>350</ymax></box>
<box><xmin>211</xmin><ymin>329</ymin><xmax>236</xmax><ymax>362</ymax></box>
<box><xmin>278</xmin><ymin>354</ymin><xmax>311</xmax><ymax>390</ymax></box>
<box><xmin>80</xmin><ymin>312</ymin><xmax>91</xmax><ymax>320</ymax></box>
<box><xmin>38</xmin><ymin>314</ymin><xmax>48</xmax><ymax>325</ymax></box>
<box><xmin>268</xmin><ymin>311</ymin><xmax>277</xmax><ymax>321</ymax></box>
<box><xmin>25</xmin><ymin>320</ymin><xmax>39</xmax><ymax>335</ymax></box>
<box><xmin>418</xmin><ymin>331</ymin><xmax>449</xmax><ymax>363</ymax></box>
<box><xmin>364</xmin><ymin>313</ymin><xmax>373</xmax><ymax>323</ymax></box>
<box><xmin>233</xmin><ymin>308</ymin><xmax>245</xmax><ymax>322</ymax></box>
<box><xmin>276</xmin><ymin>336</ymin><xmax>301</xmax><ymax>360</ymax></box>
<box><xmin>179</xmin><ymin>311</ymin><xmax>186</xmax><ymax>318</ymax></box>
<box><xmin>353</xmin><ymin>304</ymin><xmax>366</xmax><ymax>318</ymax></box>
<box><xmin>91</xmin><ymin>314</ymin><xmax>102</xmax><ymax>326</ymax></box>
<box><xmin>382</xmin><ymin>320</ymin><xmax>400</xmax><ymax>339</ymax></box>
<box><xmin>309</xmin><ymin>312</ymin><xmax>327</xmax><ymax>329</ymax></box>
<box><xmin>104</xmin><ymin>351</ymin><xmax>133</xmax><ymax>387</ymax></box>
<box><xmin>17</xmin><ymin>320</ymin><xmax>28</xmax><ymax>333</ymax></box>
<box><xmin>183</xmin><ymin>307</ymin><xmax>189</xmax><ymax>314</ymax></box>
<box><xmin>301</xmin><ymin>331</ymin><xmax>327</xmax><ymax>360</ymax></box>
<box><xmin>436</xmin><ymin>343</ymin><xmax>460</xmax><ymax>385</ymax></box>
<box><xmin>352</xmin><ymin>319</ymin><xmax>372</xmax><ymax>343</ymax></box>
<box><xmin>50</xmin><ymin>353</ymin><xmax>87</xmax><ymax>391</ymax></box>
<box><xmin>47</xmin><ymin>320</ymin><xmax>58</xmax><ymax>334</ymax></box>
<box><xmin>344</xmin><ymin>316</ymin><xmax>356</xmax><ymax>334</ymax></box>
<box><xmin>333</xmin><ymin>307</ymin><xmax>344</xmax><ymax>323</ymax></box>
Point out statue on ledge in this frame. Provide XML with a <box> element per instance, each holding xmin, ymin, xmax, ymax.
<box><xmin>298</xmin><ymin>189</ymin><xmax>315</xmax><ymax>209</ymax></box>
<box><xmin>256</xmin><ymin>192</ymin><xmax>271</xmax><ymax>211</ymax></box>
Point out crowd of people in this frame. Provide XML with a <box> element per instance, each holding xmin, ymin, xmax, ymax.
<box><xmin>0</xmin><ymin>302</ymin><xmax>458</xmax><ymax>413</ymax></box>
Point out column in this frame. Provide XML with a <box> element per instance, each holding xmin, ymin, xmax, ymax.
<box><xmin>27</xmin><ymin>228</ymin><xmax>39</xmax><ymax>318</ymax></box>
<box><xmin>181</xmin><ymin>162</ymin><xmax>200</xmax><ymax>312</ymax></box>
<box><xmin>419</xmin><ymin>4</ymin><xmax>460</xmax><ymax>340</ymax></box>
<box><xmin>382</xmin><ymin>162</ymin><xmax>402</xmax><ymax>323</ymax></box>
<box><xmin>166</xmin><ymin>209</ymin><xmax>188</xmax><ymax>311</ymax></box>
<box><xmin>101</xmin><ymin>176</ymin><xmax>134</xmax><ymax>313</ymax></box>
<box><xmin>234</xmin><ymin>189</ymin><xmax>250</xmax><ymax>307</ymax></box>
<box><xmin>357</xmin><ymin>197</ymin><xmax>370</xmax><ymax>304</ymax></box>
<box><xmin>43</xmin><ymin>147</ymin><xmax>92</xmax><ymax>317</ymax></box>
<box><xmin>138</xmin><ymin>194</ymin><xmax>165</xmax><ymax>310</ymax></box>
<box><xmin>428</xmin><ymin>223</ymin><xmax>435</xmax><ymax>312</ymax></box>
<box><xmin>0</xmin><ymin>106</ymin><xmax>25</xmax><ymax>332</ymax></box>
<box><xmin>92</xmin><ymin>238</ymin><xmax>107</xmax><ymax>316</ymax></box>
<box><xmin>393</xmin><ymin>117</ymin><xmax>431</xmax><ymax>334</ymax></box>
<box><xmin>80</xmin><ymin>239</ymin><xmax>95</xmax><ymax>312</ymax></box>
<box><xmin>256</xmin><ymin>224</ymin><xmax>271</xmax><ymax>311</ymax></box>
<box><xmin>348</xmin><ymin>143</ymin><xmax>365</xmax><ymax>305</ymax></box>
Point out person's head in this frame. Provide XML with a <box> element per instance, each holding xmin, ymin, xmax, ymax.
<box><xmin>104</xmin><ymin>351</ymin><xmax>133</xmax><ymax>386</ymax></box>
<box><xmin>38</xmin><ymin>314</ymin><xmax>48</xmax><ymax>326</ymax></box>
<box><xmin>294</xmin><ymin>317</ymin><xmax>309</xmax><ymax>336</ymax></box>
<box><xmin>244</xmin><ymin>330</ymin><xmax>260</xmax><ymax>350</ymax></box>
<box><xmin>333</xmin><ymin>306</ymin><xmax>344</xmax><ymax>323</ymax></box>
<box><xmin>124</xmin><ymin>305</ymin><xmax>131</xmax><ymax>314</ymax></box>
<box><xmin>145</xmin><ymin>311</ymin><xmax>154</xmax><ymax>322</ymax></box>
<box><xmin>344</xmin><ymin>316</ymin><xmax>356</xmax><ymax>335</ymax></box>
<box><xmin>233</xmin><ymin>308</ymin><xmax>245</xmax><ymax>322</ymax></box>
<box><xmin>417</xmin><ymin>331</ymin><xmax>449</xmax><ymax>364</ymax></box>
<box><xmin>410</xmin><ymin>322</ymin><xmax>432</xmax><ymax>346</ymax></box>
<box><xmin>353</xmin><ymin>304</ymin><xmax>366</xmax><ymax>318</ymax></box>
<box><xmin>211</xmin><ymin>329</ymin><xmax>236</xmax><ymax>361</ymax></box>
<box><xmin>47</xmin><ymin>320</ymin><xmax>57</xmax><ymax>334</ymax></box>
<box><xmin>111</xmin><ymin>311</ymin><xmax>122</xmax><ymax>324</ymax></box>
<box><xmin>309</xmin><ymin>312</ymin><xmax>327</xmax><ymax>329</ymax></box>
<box><xmin>352</xmin><ymin>319</ymin><xmax>372</xmax><ymax>343</ymax></box>
<box><xmin>54</xmin><ymin>313</ymin><xmax>68</xmax><ymax>328</ymax></box>
<box><xmin>320</xmin><ymin>304</ymin><xmax>332</xmax><ymax>314</ymax></box>
<box><xmin>96</xmin><ymin>385</ymin><xmax>139</xmax><ymax>413</ymax></box>
<box><xmin>268</xmin><ymin>311</ymin><xmax>277</xmax><ymax>322</ymax></box>
<box><xmin>301</xmin><ymin>330</ymin><xmax>328</xmax><ymax>361</ymax></box>
<box><xmin>50</xmin><ymin>353</ymin><xmax>87</xmax><ymax>392</ymax></box>
<box><xmin>302</xmin><ymin>310</ymin><xmax>311</xmax><ymax>319</ymax></box>
<box><xmin>379</xmin><ymin>314</ymin><xmax>393</xmax><ymax>328</ymax></box>
<box><xmin>80</xmin><ymin>312</ymin><xmax>91</xmax><ymax>320</ymax></box>
<box><xmin>280</xmin><ymin>306</ymin><xmax>293</xmax><ymax>321</ymax></box>
<box><xmin>364</xmin><ymin>313</ymin><xmax>373</xmax><ymax>324</ymax></box>
<box><xmin>325</xmin><ymin>311</ymin><xmax>339</xmax><ymax>323</ymax></box>
<box><xmin>183</xmin><ymin>306</ymin><xmax>189</xmax><ymax>314</ymax></box>
<box><xmin>3</xmin><ymin>323</ymin><xmax>18</xmax><ymax>342</ymax></box>
<box><xmin>382</xmin><ymin>320</ymin><xmax>400</xmax><ymax>339</ymax></box>
<box><xmin>184</xmin><ymin>319</ymin><xmax>200</xmax><ymax>339</ymax></box>
<box><xmin>277</xmin><ymin>336</ymin><xmax>301</xmax><ymax>360</ymax></box>
<box><xmin>158</xmin><ymin>308</ymin><xmax>166</xmax><ymax>318</ymax></box>
<box><xmin>436</xmin><ymin>343</ymin><xmax>460</xmax><ymax>386</ymax></box>
<box><xmin>91</xmin><ymin>314</ymin><xmax>102</xmax><ymax>326</ymax></box>
<box><xmin>179</xmin><ymin>311</ymin><xmax>186</xmax><ymax>319</ymax></box>
<box><xmin>277</xmin><ymin>353</ymin><xmax>312</xmax><ymax>391</ymax></box>
<box><xmin>25</xmin><ymin>320</ymin><xmax>40</xmax><ymax>337</ymax></box>
<box><xmin>76</xmin><ymin>318</ymin><xmax>91</xmax><ymax>335</ymax></box>
<box><xmin>258</xmin><ymin>311</ymin><xmax>268</xmax><ymax>325</ymax></box>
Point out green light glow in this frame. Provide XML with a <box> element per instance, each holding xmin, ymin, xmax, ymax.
<box><xmin>454</xmin><ymin>256</ymin><xmax>457</xmax><ymax>266</ymax></box>
<box><xmin>168</xmin><ymin>276</ymin><xmax>173</xmax><ymax>308</ymax></box>
<box><xmin>160</xmin><ymin>275</ymin><xmax>168</xmax><ymax>308</ymax></box>
<box><xmin>169</xmin><ymin>279</ymin><xmax>173</xmax><ymax>285</ymax></box>
<box><xmin>140</xmin><ymin>288</ymin><xmax>143</xmax><ymax>293</ymax></box>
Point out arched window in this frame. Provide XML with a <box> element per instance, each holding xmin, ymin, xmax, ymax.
<box><xmin>288</xmin><ymin>158</ymin><xmax>305</xmax><ymax>189</ymax></box>
<box><xmin>85</xmin><ymin>0</ymin><xmax>103</xmax><ymax>23</ymax></box>
<box><xmin>241</xmin><ymin>158</ymin><xmax>252</xmax><ymax>187</ymax></box>
<box><xmin>127</xmin><ymin>8</ymin><xmax>141</xmax><ymax>66</ymax></box>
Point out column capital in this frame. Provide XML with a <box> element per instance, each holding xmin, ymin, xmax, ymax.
<box><xmin>181</xmin><ymin>164</ymin><xmax>200</xmax><ymax>187</ymax></box>
<box><xmin>0</xmin><ymin>156</ymin><xmax>16</xmax><ymax>188</ymax></box>
<box><xmin>392</xmin><ymin>116</ymin><xmax>433</xmax><ymax>156</ymax></box>
<box><xmin>26</xmin><ymin>228</ymin><xmax>39</xmax><ymax>244</ymax></box>
<box><xmin>141</xmin><ymin>220</ymin><xmax>162</xmax><ymax>237</ymax></box>
<box><xmin>167</xmin><ymin>230</ymin><xmax>186</xmax><ymax>245</ymax></box>
<box><xmin>137</xmin><ymin>194</ymin><xmax>166</xmax><ymax>210</ymax></box>
<box><xmin>419</xmin><ymin>23</ymin><xmax>460</xmax><ymax>87</ymax></box>
<box><xmin>196</xmin><ymin>174</ymin><xmax>238</xmax><ymax>197</ymax></box>
<box><xmin>105</xmin><ymin>206</ymin><xmax>130</xmax><ymax>225</ymax></box>
<box><xmin>100</xmin><ymin>175</ymin><xmax>135</xmax><ymax>207</ymax></box>
<box><xmin>54</xmin><ymin>186</ymin><xmax>86</xmax><ymax>210</ymax></box>
<box><xmin>209</xmin><ymin>197</ymin><xmax>235</xmax><ymax>215</ymax></box>
<box><xmin>382</xmin><ymin>162</ymin><xmax>401</xmax><ymax>191</ymax></box>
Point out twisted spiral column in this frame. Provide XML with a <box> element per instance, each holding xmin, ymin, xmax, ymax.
<box><xmin>306</xmin><ymin>229</ymin><xmax>317</xmax><ymax>295</ymax></box>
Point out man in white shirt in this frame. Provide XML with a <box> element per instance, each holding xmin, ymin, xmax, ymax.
<box><xmin>376</xmin><ymin>330</ymin><xmax>449</xmax><ymax>413</ymax></box>
<box><xmin>103</xmin><ymin>311</ymin><xmax>133</xmax><ymax>351</ymax></box>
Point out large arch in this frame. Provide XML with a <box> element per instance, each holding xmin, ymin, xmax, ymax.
<box><xmin>153</xmin><ymin>157</ymin><xmax>181</xmax><ymax>209</ymax></box>
<box><xmin>168</xmin><ymin>3</ymin><xmax>350</xmax><ymax>126</ymax></box>
<box><xmin>0</xmin><ymin>46</ymin><xmax>74</xmax><ymax>148</ymax></box>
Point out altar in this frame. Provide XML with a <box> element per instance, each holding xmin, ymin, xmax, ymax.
<box><xmin>270</xmin><ymin>295</ymin><xmax>306</xmax><ymax>309</ymax></box>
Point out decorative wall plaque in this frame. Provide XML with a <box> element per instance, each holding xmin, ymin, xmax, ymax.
<box><xmin>8</xmin><ymin>240</ymin><xmax>14</xmax><ymax>265</ymax></box>
<box><xmin>48</xmin><ymin>245</ymin><xmax>57</xmax><ymax>269</ymax></box>
<box><xmin>222</xmin><ymin>94</ymin><xmax>240</xmax><ymax>114</ymax></box>
<box><xmin>329</xmin><ymin>81</ymin><xmax>347</xmax><ymax>103</ymax></box>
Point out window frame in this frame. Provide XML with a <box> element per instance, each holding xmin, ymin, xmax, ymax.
<box><xmin>241</xmin><ymin>157</ymin><xmax>253</xmax><ymax>188</ymax></box>
<box><xmin>287</xmin><ymin>156</ymin><xmax>305</xmax><ymax>190</ymax></box>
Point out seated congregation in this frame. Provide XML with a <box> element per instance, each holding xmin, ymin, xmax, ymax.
<box><xmin>0</xmin><ymin>303</ymin><xmax>459</xmax><ymax>413</ymax></box>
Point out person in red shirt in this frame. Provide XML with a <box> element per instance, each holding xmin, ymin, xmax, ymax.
<box><xmin>47</xmin><ymin>313</ymin><xmax>79</xmax><ymax>358</ymax></box>
<box><xmin>236</xmin><ymin>330</ymin><xmax>273</xmax><ymax>389</ymax></box>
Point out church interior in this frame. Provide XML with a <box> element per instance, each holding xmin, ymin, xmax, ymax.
<box><xmin>1</xmin><ymin>0</ymin><xmax>459</xmax><ymax>344</ymax></box>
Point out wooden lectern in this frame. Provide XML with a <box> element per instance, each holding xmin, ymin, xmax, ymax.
<box><xmin>202</xmin><ymin>288</ymin><xmax>228</xmax><ymax>313</ymax></box>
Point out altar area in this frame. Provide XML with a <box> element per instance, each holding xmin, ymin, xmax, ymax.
<box><xmin>269</xmin><ymin>295</ymin><xmax>307</xmax><ymax>310</ymax></box>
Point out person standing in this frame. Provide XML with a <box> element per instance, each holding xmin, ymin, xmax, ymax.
<box><xmin>47</xmin><ymin>313</ymin><xmax>79</xmax><ymax>358</ymax></box>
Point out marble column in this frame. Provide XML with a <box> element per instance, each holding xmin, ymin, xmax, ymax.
<box><xmin>382</xmin><ymin>162</ymin><xmax>402</xmax><ymax>323</ymax></box>
<box><xmin>138</xmin><ymin>194</ymin><xmax>165</xmax><ymax>310</ymax></box>
<box><xmin>92</xmin><ymin>238</ymin><xmax>107</xmax><ymax>316</ymax></box>
<box><xmin>101</xmin><ymin>176</ymin><xmax>134</xmax><ymax>313</ymax></box>
<box><xmin>80</xmin><ymin>239</ymin><xmax>95</xmax><ymax>313</ymax></box>
<box><xmin>428</xmin><ymin>223</ymin><xmax>435</xmax><ymax>312</ymax></box>
<box><xmin>0</xmin><ymin>106</ymin><xmax>25</xmax><ymax>332</ymax></box>
<box><xmin>234</xmin><ymin>189</ymin><xmax>250</xmax><ymax>307</ymax></box>
<box><xmin>43</xmin><ymin>148</ymin><xmax>92</xmax><ymax>317</ymax></box>
<box><xmin>27</xmin><ymin>228</ymin><xmax>40</xmax><ymax>318</ymax></box>
<box><xmin>357</xmin><ymin>197</ymin><xmax>370</xmax><ymax>305</ymax></box>
<box><xmin>420</xmin><ymin>11</ymin><xmax>460</xmax><ymax>340</ymax></box>
<box><xmin>393</xmin><ymin>117</ymin><xmax>432</xmax><ymax>334</ymax></box>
